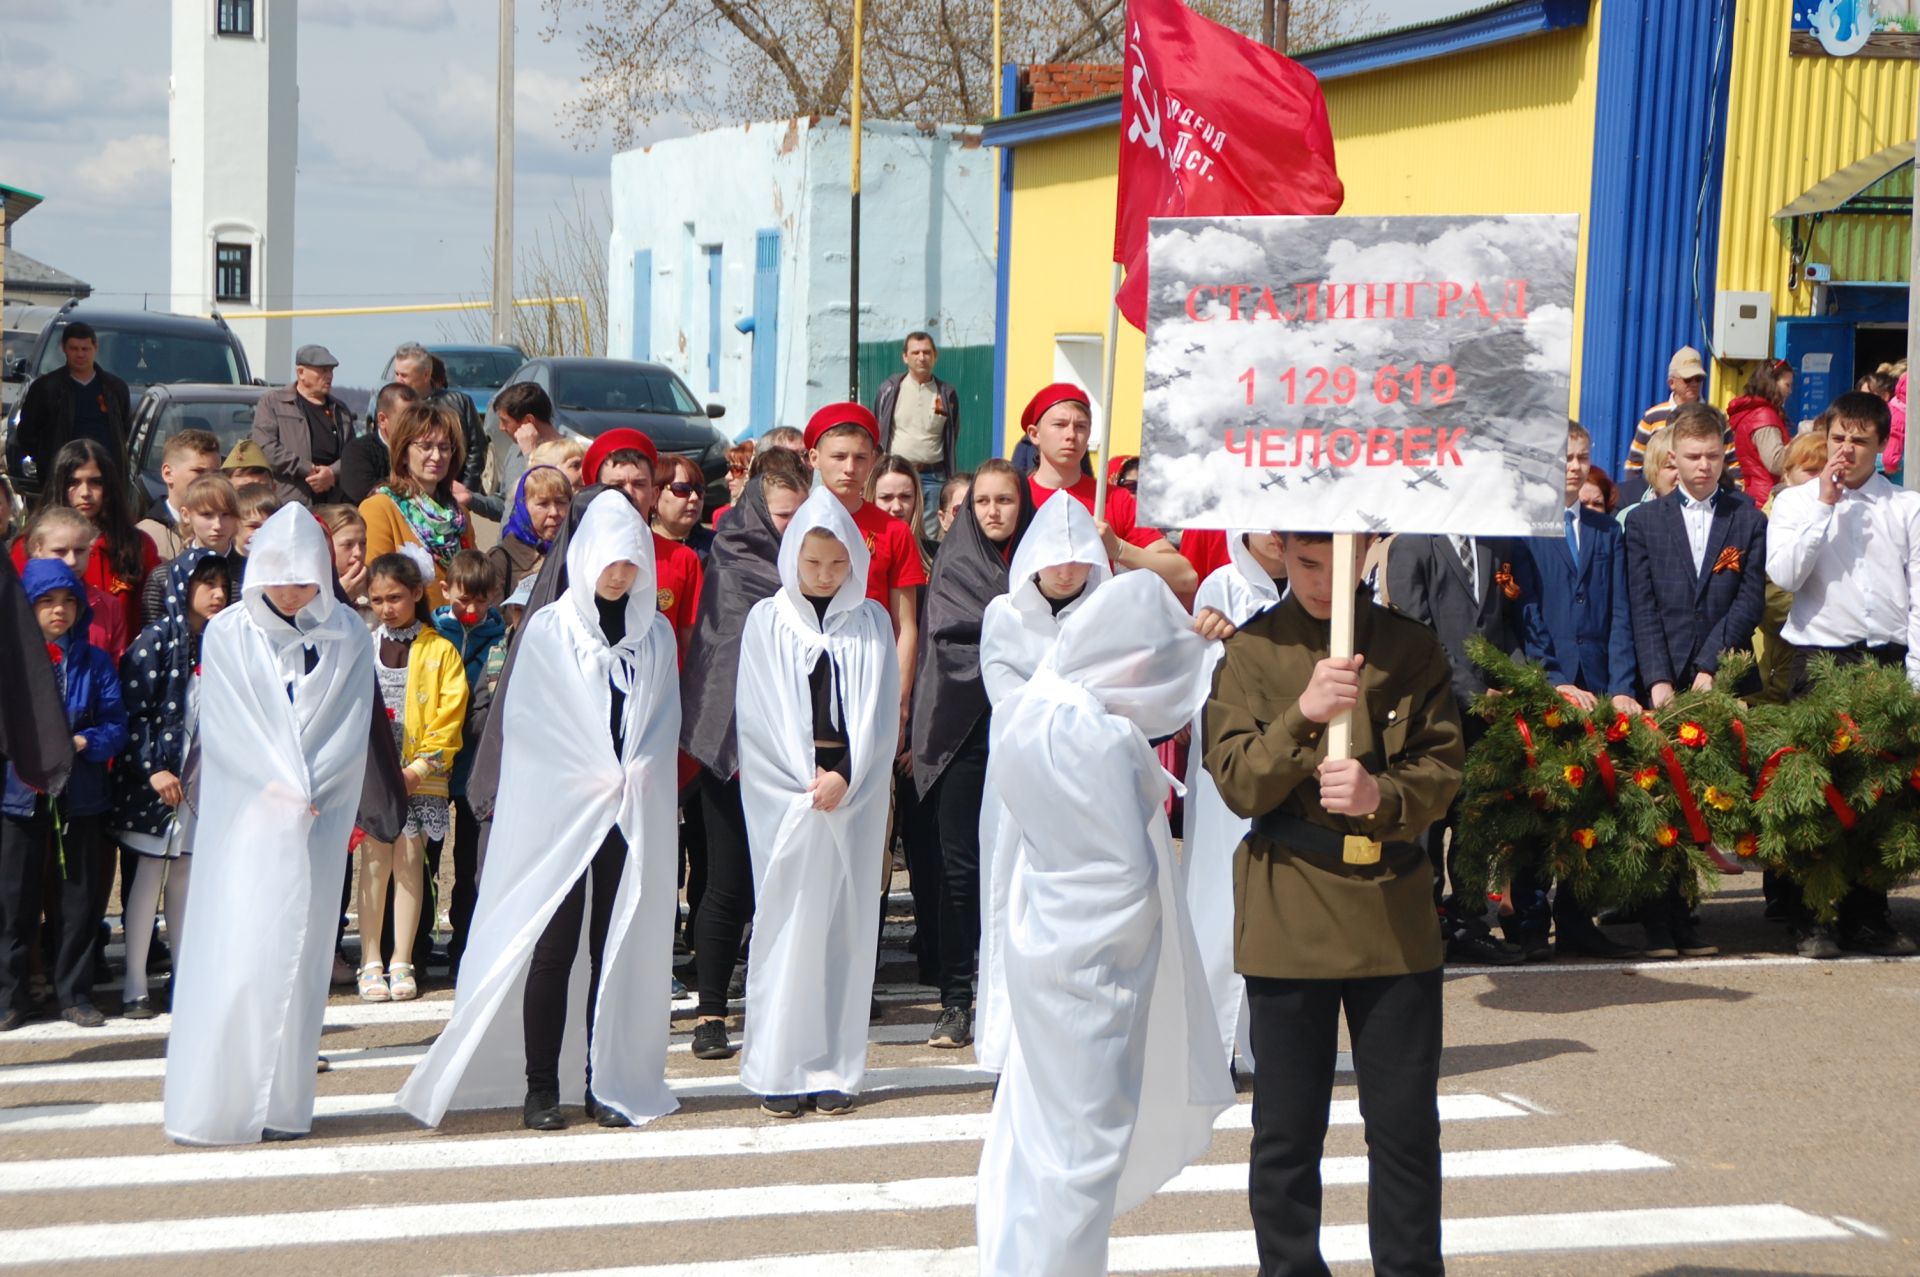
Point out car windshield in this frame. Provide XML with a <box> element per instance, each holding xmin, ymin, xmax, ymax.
<box><xmin>148</xmin><ymin>399</ymin><xmax>262</xmax><ymax>471</ymax></box>
<box><xmin>439</xmin><ymin>350</ymin><xmax>524</xmax><ymax>389</ymax></box>
<box><xmin>38</xmin><ymin>326</ymin><xmax>243</xmax><ymax>387</ymax></box>
<box><xmin>553</xmin><ymin>366</ymin><xmax>701</xmax><ymax>415</ymax></box>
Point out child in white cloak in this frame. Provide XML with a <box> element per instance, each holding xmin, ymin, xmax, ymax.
<box><xmin>736</xmin><ymin>488</ymin><xmax>901</xmax><ymax>1117</ymax></box>
<box><xmin>975</xmin><ymin>570</ymin><xmax>1235</xmax><ymax>1277</ymax></box>
<box><xmin>973</xmin><ymin>492</ymin><xmax>1233</xmax><ymax>1071</ymax></box>
<box><xmin>1183</xmin><ymin>531</ymin><xmax>1286</xmax><ymax>1078</ymax></box>
<box><xmin>397</xmin><ymin>491</ymin><xmax>681</xmax><ymax>1133</ymax></box>
<box><xmin>163</xmin><ymin>505</ymin><xmax>377</xmax><ymax>1145</ymax></box>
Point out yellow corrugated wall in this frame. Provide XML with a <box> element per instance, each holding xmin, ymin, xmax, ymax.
<box><xmin>1000</xmin><ymin>16</ymin><xmax>1604</xmax><ymax>459</ymax></box>
<box><xmin>1716</xmin><ymin>0</ymin><xmax>1919</xmax><ymax>334</ymax></box>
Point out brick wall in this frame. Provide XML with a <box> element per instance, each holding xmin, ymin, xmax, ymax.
<box><xmin>1028</xmin><ymin>64</ymin><xmax>1122</xmax><ymax>110</ymax></box>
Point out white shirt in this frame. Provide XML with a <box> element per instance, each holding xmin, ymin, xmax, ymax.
<box><xmin>1678</xmin><ymin>489</ymin><xmax>1715</xmax><ymax>575</ymax></box>
<box><xmin>1766</xmin><ymin>473</ymin><xmax>1920</xmax><ymax>686</ymax></box>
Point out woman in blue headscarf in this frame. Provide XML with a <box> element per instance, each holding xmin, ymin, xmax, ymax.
<box><xmin>488</xmin><ymin>464</ymin><xmax>571</xmax><ymax>596</ymax></box>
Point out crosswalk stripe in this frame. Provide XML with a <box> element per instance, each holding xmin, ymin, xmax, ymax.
<box><xmin>0</xmin><ymin>1022</ymin><xmax>958</xmax><ymax>1088</ymax></box>
<box><xmin>482</xmin><ymin>1204</ymin><xmax>1851</xmax><ymax>1277</ymax></box>
<box><xmin>0</xmin><ymin>1143</ymin><xmax>1672</xmax><ymax>1267</ymax></box>
<box><xmin>0</xmin><ymin>1063</ymin><xmax>1017</xmax><ymax>1134</ymax></box>
<box><xmin>0</xmin><ymin>1095</ymin><xmax>1530</xmax><ymax>1194</ymax></box>
<box><xmin>0</xmin><ymin>983</ymin><xmax>940</xmax><ymax>1043</ymax></box>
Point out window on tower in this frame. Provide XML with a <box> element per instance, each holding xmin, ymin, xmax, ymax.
<box><xmin>215</xmin><ymin>244</ymin><xmax>252</xmax><ymax>303</ymax></box>
<box><xmin>216</xmin><ymin>0</ymin><xmax>253</xmax><ymax>36</ymax></box>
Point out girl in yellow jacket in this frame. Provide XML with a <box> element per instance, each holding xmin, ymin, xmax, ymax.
<box><xmin>357</xmin><ymin>547</ymin><xmax>469</xmax><ymax>1002</ymax></box>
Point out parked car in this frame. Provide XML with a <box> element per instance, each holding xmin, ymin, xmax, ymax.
<box><xmin>501</xmin><ymin>356</ymin><xmax>731</xmax><ymax>506</ymax></box>
<box><xmin>1</xmin><ymin>302</ymin><xmax>60</xmax><ymax>422</ymax></box>
<box><xmin>378</xmin><ymin>343</ymin><xmax>527</xmax><ymax>415</ymax></box>
<box><xmin>3</xmin><ymin>302</ymin><xmax>255</xmax><ymax>497</ymax></box>
<box><xmin>123</xmin><ymin>383</ymin><xmax>269</xmax><ymax>508</ymax></box>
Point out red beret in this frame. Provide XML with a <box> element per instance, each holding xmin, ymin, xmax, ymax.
<box><xmin>1105</xmin><ymin>454</ymin><xmax>1136</xmax><ymax>485</ymax></box>
<box><xmin>804</xmin><ymin>402</ymin><xmax>880</xmax><ymax>451</ymax></box>
<box><xmin>582</xmin><ymin>428</ymin><xmax>659</xmax><ymax>485</ymax></box>
<box><xmin>1021</xmin><ymin>382</ymin><xmax>1091</xmax><ymax>430</ymax></box>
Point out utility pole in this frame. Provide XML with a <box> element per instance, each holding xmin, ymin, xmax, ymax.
<box><xmin>491</xmin><ymin>0</ymin><xmax>515</xmax><ymax>346</ymax></box>
<box><xmin>1263</xmin><ymin>0</ymin><xmax>1291</xmax><ymax>52</ymax></box>
<box><xmin>1906</xmin><ymin>127</ymin><xmax>1920</xmax><ymax>486</ymax></box>
<box><xmin>849</xmin><ymin>0</ymin><xmax>865</xmax><ymax>402</ymax></box>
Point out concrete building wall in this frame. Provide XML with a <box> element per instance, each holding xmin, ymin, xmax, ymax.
<box><xmin>170</xmin><ymin>0</ymin><xmax>296</xmax><ymax>379</ymax></box>
<box><xmin>609</xmin><ymin>116</ymin><xmax>994</xmax><ymax>440</ymax></box>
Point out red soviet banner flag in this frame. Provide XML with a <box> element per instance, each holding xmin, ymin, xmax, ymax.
<box><xmin>1114</xmin><ymin>0</ymin><xmax>1344</xmax><ymax>328</ymax></box>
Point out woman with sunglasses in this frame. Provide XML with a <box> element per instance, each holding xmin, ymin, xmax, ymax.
<box><xmin>652</xmin><ymin>454</ymin><xmax>714</xmax><ymax>561</ymax></box>
<box><xmin>1729</xmin><ymin>357</ymin><xmax>1795</xmax><ymax>506</ymax></box>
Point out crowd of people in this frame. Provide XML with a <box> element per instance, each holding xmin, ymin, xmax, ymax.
<box><xmin>2</xmin><ymin>320</ymin><xmax>1918</xmax><ymax>1273</ymax></box>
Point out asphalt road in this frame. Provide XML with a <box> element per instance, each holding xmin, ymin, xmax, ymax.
<box><xmin>1</xmin><ymin>875</ymin><xmax>1915</xmax><ymax>1275</ymax></box>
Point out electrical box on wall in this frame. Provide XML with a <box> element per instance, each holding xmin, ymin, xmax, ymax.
<box><xmin>1714</xmin><ymin>290</ymin><xmax>1774</xmax><ymax>360</ymax></box>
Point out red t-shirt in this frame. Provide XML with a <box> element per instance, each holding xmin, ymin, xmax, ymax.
<box><xmin>850</xmin><ymin>501</ymin><xmax>928</xmax><ymax>606</ymax></box>
<box><xmin>1178</xmin><ymin>528</ymin><xmax>1230</xmax><ymax>582</ymax></box>
<box><xmin>1028</xmin><ymin>473</ymin><xmax>1163</xmax><ymax>550</ymax></box>
<box><xmin>652</xmin><ymin>532</ymin><xmax>703</xmax><ymax>639</ymax></box>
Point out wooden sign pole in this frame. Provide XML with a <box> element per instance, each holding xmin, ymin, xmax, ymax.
<box><xmin>1325</xmin><ymin>532</ymin><xmax>1358</xmax><ymax>761</ymax></box>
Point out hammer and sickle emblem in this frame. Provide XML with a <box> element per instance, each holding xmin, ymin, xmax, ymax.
<box><xmin>1127</xmin><ymin>61</ymin><xmax>1163</xmax><ymax>157</ymax></box>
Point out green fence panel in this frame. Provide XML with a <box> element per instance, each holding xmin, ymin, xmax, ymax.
<box><xmin>857</xmin><ymin>340</ymin><xmax>998</xmax><ymax>471</ymax></box>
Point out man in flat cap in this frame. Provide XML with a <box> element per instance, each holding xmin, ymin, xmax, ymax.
<box><xmin>250</xmin><ymin>344</ymin><xmax>358</xmax><ymax>507</ymax></box>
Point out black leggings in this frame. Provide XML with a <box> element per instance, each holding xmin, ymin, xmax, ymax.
<box><xmin>523</xmin><ymin>828</ymin><xmax>626</xmax><ymax>1093</ymax></box>
<box><xmin>932</xmin><ymin>720</ymin><xmax>990</xmax><ymax>1008</ymax></box>
<box><xmin>693</xmin><ymin>772</ymin><xmax>753</xmax><ymax>1018</ymax></box>
<box><xmin>446</xmin><ymin>796</ymin><xmax>481</xmax><ymax>978</ymax></box>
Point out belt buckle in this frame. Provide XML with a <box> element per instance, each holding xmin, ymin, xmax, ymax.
<box><xmin>1342</xmin><ymin>835</ymin><xmax>1382</xmax><ymax>866</ymax></box>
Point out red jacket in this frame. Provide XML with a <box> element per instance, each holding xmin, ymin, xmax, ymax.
<box><xmin>1728</xmin><ymin>395</ymin><xmax>1787</xmax><ymax>506</ymax></box>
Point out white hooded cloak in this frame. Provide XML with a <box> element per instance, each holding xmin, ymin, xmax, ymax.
<box><xmin>397</xmin><ymin>492</ymin><xmax>681</xmax><ymax>1126</ymax></box>
<box><xmin>736</xmin><ymin>488</ymin><xmax>901</xmax><ymax>1097</ymax></box>
<box><xmin>972</xmin><ymin>491</ymin><xmax>1112</xmax><ymax>1072</ymax></box>
<box><xmin>1184</xmin><ymin>532</ymin><xmax>1282</xmax><ymax>1074</ymax></box>
<box><xmin>976</xmin><ymin>570</ymin><xmax>1234</xmax><ymax>1276</ymax></box>
<box><xmin>164</xmin><ymin>506</ymin><xmax>376</xmax><ymax>1145</ymax></box>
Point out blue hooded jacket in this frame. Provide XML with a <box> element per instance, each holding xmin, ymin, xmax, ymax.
<box><xmin>431</xmin><ymin>602</ymin><xmax>507</xmax><ymax>797</ymax></box>
<box><xmin>4</xmin><ymin>559</ymin><xmax>128</xmax><ymax>819</ymax></box>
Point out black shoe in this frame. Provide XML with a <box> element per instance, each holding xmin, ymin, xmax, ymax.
<box><xmin>92</xmin><ymin>957</ymin><xmax>114</xmax><ymax>988</ymax></box>
<box><xmin>60</xmin><ymin>1003</ymin><xmax>106</xmax><ymax>1028</ymax></box>
<box><xmin>261</xmin><ymin>1128</ymin><xmax>304</xmax><ymax>1142</ymax></box>
<box><xmin>1673</xmin><ymin>923</ymin><xmax>1719</xmax><ymax>958</ymax></box>
<box><xmin>0</xmin><ymin>1009</ymin><xmax>21</xmax><ymax>1032</ymax></box>
<box><xmin>583</xmin><ymin>1090</ymin><xmax>632</xmax><ymax>1128</ymax></box>
<box><xmin>1500</xmin><ymin>921</ymin><xmax>1552</xmax><ymax>961</ymax></box>
<box><xmin>814</xmin><ymin>1090</ymin><xmax>854</xmax><ymax>1115</ymax></box>
<box><xmin>690</xmin><ymin>1019</ymin><xmax>735</xmax><ymax>1060</ymax></box>
<box><xmin>761</xmin><ymin>1094</ymin><xmax>803</xmax><ymax>1118</ymax></box>
<box><xmin>1794</xmin><ymin>925</ymin><xmax>1842</xmax><ymax>959</ymax></box>
<box><xmin>1840</xmin><ymin>922</ymin><xmax>1919</xmax><ymax>957</ymax></box>
<box><xmin>121</xmin><ymin>995</ymin><xmax>160</xmax><ymax>1020</ymax></box>
<box><xmin>870</xmin><ymin>997</ymin><xmax>883</xmax><ymax>1023</ymax></box>
<box><xmin>1555</xmin><ymin>930</ymin><xmax>1641</xmax><ymax>959</ymax></box>
<box><xmin>928</xmin><ymin>1005</ymin><xmax>974</xmax><ymax>1048</ymax></box>
<box><xmin>1640</xmin><ymin>924</ymin><xmax>1680</xmax><ymax>960</ymax></box>
<box><xmin>149</xmin><ymin>937</ymin><xmax>172</xmax><ymax>974</ymax></box>
<box><xmin>1763</xmin><ymin>898</ymin><xmax>1791</xmax><ymax>922</ymax></box>
<box><xmin>522</xmin><ymin>1088</ymin><xmax>566</xmax><ymax>1131</ymax></box>
<box><xmin>1446</xmin><ymin>929</ymin><xmax>1526</xmax><ymax>966</ymax></box>
<box><xmin>727</xmin><ymin>964</ymin><xmax>749</xmax><ymax>999</ymax></box>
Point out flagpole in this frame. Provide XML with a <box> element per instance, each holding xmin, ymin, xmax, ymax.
<box><xmin>1094</xmin><ymin>261</ymin><xmax>1122</xmax><ymax>521</ymax></box>
<box><xmin>1326</xmin><ymin>533</ymin><xmax>1358</xmax><ymax>760</ymax></box>
<box><xmin>848</xmin><ymin>0</ymin><xmax>865</xmax><ymax>402</ymax></box>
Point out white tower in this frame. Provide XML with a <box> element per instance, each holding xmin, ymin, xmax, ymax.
<box><xmin>170</xmin><ymin>0</ymin><xmax>297</xmax><ymax>379</ymax></box>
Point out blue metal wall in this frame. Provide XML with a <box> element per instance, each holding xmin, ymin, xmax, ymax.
<box><xmin>1580</xmin><ymin>0</ymin><xmax>1735</xmax><ymax>474</ymax></box>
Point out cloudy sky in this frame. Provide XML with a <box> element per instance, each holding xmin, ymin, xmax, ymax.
<box><xmin>1</xmin><ymin>0</ymin><xmax>1478</xmax><ymax>388</ymax></box>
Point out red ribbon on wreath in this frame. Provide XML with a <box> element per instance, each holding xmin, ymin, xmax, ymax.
<box><xmin>1580</xmin><ymin>719</ymin><xmax>1619</xmax><ymax>799</ymax></box>
<box><xmin>1644</xmin><ymin>714</ymin><xmax>1712</xmax><ymax>844</ymax></box>
<box><xmin>1729</xmin><ymin>718</ymin><xmax>1749</xmax><ymax>775</ymax></box>
<box><xmin>1513</xmin><ymin>714</ymin><xmax>1536</xmax><ymax>769</ymax></box>
<box><xmin>1751</xmin><ymin>745</ymin><xmax>1858</xmax><ymax>831</ymax></box>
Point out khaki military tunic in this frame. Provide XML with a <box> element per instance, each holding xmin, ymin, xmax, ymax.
<box><xmin>1203</xmin><ymin>591</ymin><xmax>1464</xmax><ymax>981</ymax></box>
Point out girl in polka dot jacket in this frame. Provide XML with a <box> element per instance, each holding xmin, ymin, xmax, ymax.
<box><xmin>112</xmin><ymin>550</ymin><xmax>236</xmax><ymax>1017</ymax></box>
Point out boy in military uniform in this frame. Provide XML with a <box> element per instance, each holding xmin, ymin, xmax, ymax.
<box><xmin>1204</xmin><ymin>531</ymin><xmax>1463</xmax><ymax>1277</ymax></box>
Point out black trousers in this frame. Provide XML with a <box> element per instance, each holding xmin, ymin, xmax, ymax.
<box><xmin>693</xmin><ymin>772</ymin><xmax>753</xmax><ymax>1018</ymax></box>
<box><xmin>1246</xmin><ymin>969</ymin><xmax>1443</xmax><ymax>1277</ymax></box>
<box><xmin>523</xmin><ymin>827</ymin><xmax>626</xmax><ymax>1093</ymax></box>
<box><xmin>0</xmin><ymin>809</ymin><xmax>105</xmax><ymax>1012</ymax></box>
<box><xmin>679</xmin><ymin>779</ymin><xmax>708</xmax><ymax>945</ymax></box>
<box><xmin>896</xmin><ymin>763</ymin><xmax>940</xmax><ymax>981</ymax></box>
<box><xmin>931</xmin><ymin>720</ymin><xmax>990</xmax><ymax>1008</ymax></box>
<box><xmin>446</xmin><ymin>796</ymin><xmax>481</xmax><ymax>978</ymax></box>
<box><xmin>1426</xmin><ymin>714</ymin><xmax>1484</xmax><ymax>921</ymax></box>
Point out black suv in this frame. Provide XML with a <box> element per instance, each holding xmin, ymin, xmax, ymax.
<box><xmin>501</xmin><ymin>357</ymin><xmax>732</xmax><ymax>506</ymax></box>
<box><xmin>3</xmin><ymin>303</ymin><xmax>255</xmax><ymax>495</ymax></box>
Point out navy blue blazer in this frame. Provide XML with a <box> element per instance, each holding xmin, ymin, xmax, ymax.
<box><xmin>1622</xmin><ymin>488</ymin><xmax>1767</xmax><ymax>690</ymax></box>
<box><xmin>1515</xmin><ymin>505</ymin><xmax>1638</xmax><ymax>698</ymax></box>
